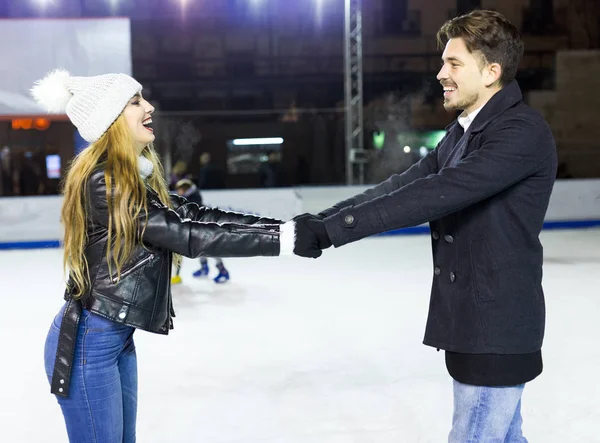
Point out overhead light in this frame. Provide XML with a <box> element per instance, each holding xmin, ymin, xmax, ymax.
<box><xmin>315</xmin><ymin>0</ymin><xmax>325</xmax><ymax>22</ymax></box>
<box><xmin>403</xmin><ymin>145</ymin><xmax>411</xmax><ymax>153</ymax></box>
<box><xmin>107</xmin><ymin>0</ymin><xmax>119</xmax><ymax>12</ymax></box>
<box><xmin>33</xmin><ymin>0</ymin><xmax>53</xmax><ymax>8</ymax></box>
<box><xmin>419</xmin><ymin>146</ymin><xmax>428</xmax><ymax>157</ymax></box>
<box><xmin>248</xmin><ymin>0</ymin><xmax>264</xmax><ymax>11</ymax></box>
<box><xmin>233</xmin><ymin>137</ymin><xmax>284</xmax><ymax>146</ymax></box>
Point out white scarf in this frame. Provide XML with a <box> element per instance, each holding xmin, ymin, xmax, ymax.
<box><xmin>138</xmin><ymin>155</ymin><xmax>154</xmax><ymax>180</ymax></box>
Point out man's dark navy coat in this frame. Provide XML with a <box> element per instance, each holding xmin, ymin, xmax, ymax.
<box><xmin>322</xmin><ymin>81</ymin><xmax>557</xmax><ymax>354</ymax></box>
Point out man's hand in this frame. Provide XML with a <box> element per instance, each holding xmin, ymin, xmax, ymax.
<box><xmin>293</xmin><ymin>212</ymin><xmax>324</xmax><ymax>223</ymax></box>
<box><xmin>292</xmin><ymin>213</ymin><xmax>332</xmax><ymax>258</ymax></box>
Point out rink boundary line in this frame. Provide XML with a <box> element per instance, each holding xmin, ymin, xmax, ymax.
<box><xmin>1</xmin><ymin>220</ymin><xmax>599</xmax><ymax>250</ymax></box>
<box><xmin>374</xmin><ymin>219</ymin><xmax>600</xmax><ymax>236</ymax></box>
<box><xmin>0</xmin><ymin>240</ymin><xmax>61</xmax><ymax>250</ymax></box>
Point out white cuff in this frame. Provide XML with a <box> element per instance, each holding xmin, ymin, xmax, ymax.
<box><xmin>278</xmin><ymin>221</ymin><xmax>296</xmax><ymax>256</ymax></box>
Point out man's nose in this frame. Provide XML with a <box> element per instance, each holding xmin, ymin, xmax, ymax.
<box><xmin>436</xmin><ymin>65</ymin><xmax>447</xmax><ymax>81</ymax></box>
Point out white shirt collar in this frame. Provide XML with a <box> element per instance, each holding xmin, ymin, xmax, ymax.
<box><xmin>457</xmin><ymin>104</ymin><xmax>485</xmax><ymax>131</ymax></box>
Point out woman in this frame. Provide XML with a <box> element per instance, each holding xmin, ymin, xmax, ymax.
<box><xmin>32</xmin><ymin>69</ymin><xmax>295</xmax><ymax>442</ymax></box>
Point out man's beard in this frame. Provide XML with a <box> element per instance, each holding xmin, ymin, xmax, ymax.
<box><xmin>443</xmin><ymin>90</ymin><xmax>479</xmax><ymax>112</ymax></box>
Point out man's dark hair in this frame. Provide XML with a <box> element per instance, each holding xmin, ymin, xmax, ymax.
<box><xmin>437</xmin><ymin>9</ymin><xmax>524</xmax><ymax>86</ymax></box>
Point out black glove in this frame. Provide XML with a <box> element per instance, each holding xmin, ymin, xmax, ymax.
<box><xmin>305</xmin><ymin>218</ymin><xmax>332</xmax><ymax>250</ymax></box>
<box><xmin>292</xmin><ymin>214</ymin><xmax>332</xmax><ymax>258</ymax></box>
<box><xmin>293</xmin><ymin>212</ymin><xmax>325</xmax><ymax>223</ymax></box>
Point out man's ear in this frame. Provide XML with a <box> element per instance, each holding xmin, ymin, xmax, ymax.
<box><xmin>484</xmin><ymin>63</ymin><xmax>502</xmax><ymax>87</ymax></box>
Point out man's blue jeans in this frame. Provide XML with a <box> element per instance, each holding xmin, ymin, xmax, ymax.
<box><xmin>44</xmin><ymin>304</ymin><xmax>138</xmax><ymax>443</ymax></box>
<box><xmin>449</xmin><ymin>380</ymin><xmax>527</xmax><ymax>443</ymax></box>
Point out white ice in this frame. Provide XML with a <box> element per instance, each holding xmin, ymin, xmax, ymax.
<box><xmin>1</xmin><ymin>229</ymin><xmax>599</xmax><ymax>442</ymax></box>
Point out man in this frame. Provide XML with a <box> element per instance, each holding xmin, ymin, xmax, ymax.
<box><xmin>293</xmin><ymin>10</ymin><xmax>557</xmax><ymax>442</ymax></box>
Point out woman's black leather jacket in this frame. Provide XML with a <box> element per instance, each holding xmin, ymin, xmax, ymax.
<box><xmin>51</xmin><ymin>169</ymin><xmax>285</xmax><ymax>397</ymax></box>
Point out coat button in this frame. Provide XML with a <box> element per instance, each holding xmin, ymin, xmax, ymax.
<box><xmin>58</xmin><ymin>387</ymin><xmax>63</xmax><ymax>393</ymax></box>
<box><xmin>118</xmin><ymin>311</ymin><xmax>126</xmax><ymax>319</ymax></box>
<box><xmin>444</xmin><ymin>235</ymin><xmax>454</xmax><ymax>243</ymax></box>
<box><xmin>434</xmin><ymin>267</ymin><xmax>441</xmax><ymax>276</ymax></box>
<box><xmin>60</xmin><ymin>379</ymin><xmax>64</xmax><ymax>384</ymax></box>
<box><xmin>344</xmin><ymin>214</ymin><xmax>354</xmax><ymax>225</ymax></box>
<box><xmin>432</xmin><ymin>231</ymin><xmax>439</xmax><ymax>240</ymax></box>
<box><xmin>449</xmin><ymin>272</ymin><xmax>456</xmax><ymax>282</ymax></box>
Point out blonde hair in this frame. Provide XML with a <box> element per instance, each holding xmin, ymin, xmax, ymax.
<box><xmin>61</xmin><ymin>113</ymin><xmax>173</xmax><ymax>298</ymax></box>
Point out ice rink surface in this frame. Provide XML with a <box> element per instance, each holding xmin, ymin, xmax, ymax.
<box><xmin>1</xmin><ymin>228</ymin><xmax>599</xmax><ymax>442</ymax></box>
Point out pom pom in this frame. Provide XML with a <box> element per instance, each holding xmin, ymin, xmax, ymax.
<box><xmin>30</xmin><ymin>69</ymin><xmax>73</xmax><ymax>114</ymax></box>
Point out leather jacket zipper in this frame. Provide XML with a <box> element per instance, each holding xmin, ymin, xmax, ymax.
<box><xmin>231</xmin><ymin>227</ymin><xmax>278</xmax><ymax>234</ymax></box>
<box><xmin>111</xmin><ymin>254</ymin><xmax>154</xmax><ymax>283</ymax></box>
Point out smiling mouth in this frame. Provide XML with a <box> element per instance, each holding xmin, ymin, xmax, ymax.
<box><xmin>142</xmin><ymin>118</ymin><xmax>154</xmax><ymax>133</ymax></box>
<box><xmin>443</xmin><ymin>86</ymin><xmax>457</xmax><ymax>98</ymax></box>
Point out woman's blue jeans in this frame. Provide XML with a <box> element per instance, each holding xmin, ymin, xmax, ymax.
<box><xmin>44</xmin><ymin>303</ymin><xmax>138</xmax><ymax>443</ymax></box>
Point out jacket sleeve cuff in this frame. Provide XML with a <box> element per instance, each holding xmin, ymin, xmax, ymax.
<box><xmin>324</xmin><ymin>204</ymin><xmax>387</xmax><ymax>248</ymax></box>
<box><xmin>278</xmin><ymin>221</ymin><xmax>296</xmax><ymax>256</ymax></box>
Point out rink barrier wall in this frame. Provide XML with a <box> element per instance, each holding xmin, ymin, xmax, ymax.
<box><xmin>1</xmin><ymin>179</ymin><xmax>599</xmax><ymax>250</ymax></box>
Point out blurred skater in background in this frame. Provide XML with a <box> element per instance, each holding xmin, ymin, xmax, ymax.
<box><xmin>170</xmin><ymin>178</ymin><xmax>230</xmax><ymax>284</ymax></box>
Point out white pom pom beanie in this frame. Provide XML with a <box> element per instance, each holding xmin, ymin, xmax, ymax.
<box><xmin>31</xmin><ymin>69</ymin><xmax>142</xmax><ymax>143</ymax></box>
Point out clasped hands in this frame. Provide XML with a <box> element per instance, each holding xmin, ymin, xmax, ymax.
<box><xmin>292</xmin><ymin>213</ymin><xmax>332</xmax><ymax>258</ymax></box>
